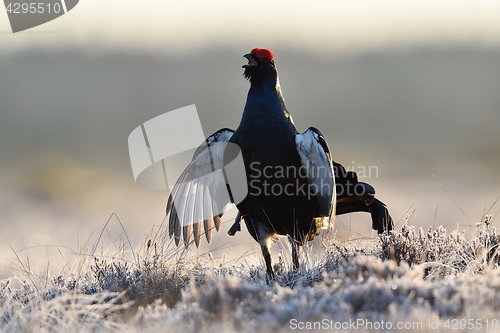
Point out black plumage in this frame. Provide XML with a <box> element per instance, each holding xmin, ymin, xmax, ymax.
<box><xmin>166</xmin><ymin>48</ymin><xmax>392</xmax><ymax>280</ymax></box>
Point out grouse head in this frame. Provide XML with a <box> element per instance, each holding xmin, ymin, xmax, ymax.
<box><xmin>242</xmin><ymin>48</ymin><xmax>277</xmax><ymax>84</ymax></box>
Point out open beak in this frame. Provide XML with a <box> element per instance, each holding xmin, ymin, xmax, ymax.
<box><xmin>242</xmin><ymin>54</ymin><xmax>257</xmax><ymax>68</ymax></box>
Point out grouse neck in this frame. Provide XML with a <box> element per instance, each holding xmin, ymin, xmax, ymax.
<box><xmin>242</xmin><ymin>76</ymin><xmax>291</xmax><ymax>122</ymax></box>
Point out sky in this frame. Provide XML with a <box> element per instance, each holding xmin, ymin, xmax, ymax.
<box><xmin>2</xmin><ymin>0</ymin><xmax>500</xmax><ymax>54</ymax></box>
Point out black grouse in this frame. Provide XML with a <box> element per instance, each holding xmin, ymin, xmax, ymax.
<box><xmin>166</xmin><ymin>48</ymin><xmax>392</xmax><ymax>280</ymax></box>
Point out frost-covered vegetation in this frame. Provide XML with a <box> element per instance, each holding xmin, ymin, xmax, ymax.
<box><xmin>1</xmin><ymin>216</ymin><xmax>500</xmax><ymax>333</ymax></box>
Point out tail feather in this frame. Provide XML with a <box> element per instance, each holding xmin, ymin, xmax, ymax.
<box><xmin>336</xmin><ymin>197</ymin><xmax>393</xmax><ymax>234</ymax></box>
<box><xmin>368</xmin><ymin>198</ymin><xmax>393</xmax><ymax>233</ymax></box>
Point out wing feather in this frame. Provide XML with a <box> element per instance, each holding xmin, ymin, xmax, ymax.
<box><xmin>214</xmin><ymin>214</ymin><xmax>222</xmax><ymax>232</ymax></box>
<box><xmin>166</xmin><ymin>128</ymin><xmax>235</xmax><ymax>247</ymax></box>
<box><xmin>203</xmin><ymin>185</ymin><xmax>214</xmax><ymax>243</ymax></box>
<box><xmin>167</xmin><ymin>171</ymin><xmax>189</xmax><ymax>238</ymax></box>
<box><xmin>295</xmin><ymin>127</ymin><xmax>335</xmax><ymax>219</ymax></box>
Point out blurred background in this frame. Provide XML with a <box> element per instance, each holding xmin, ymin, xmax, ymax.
<box><xmin>1</xmin><ymin>0</ymin><xmax>500</xmax><ymax>279</ymax></box>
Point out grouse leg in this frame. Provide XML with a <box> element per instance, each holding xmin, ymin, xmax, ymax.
<box><xmin>255</xmin><ymin>224</ymin><xmax>275</xmax><ymax>282</ymax></box>
<box><xmin>261</xmin><ymin>237</ymin><xmax>275</xmax><ymax>283</ymax></box>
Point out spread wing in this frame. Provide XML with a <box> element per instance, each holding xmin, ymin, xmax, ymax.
<box><xmin>295</xmin><ymin>127</ymin><xmax>336</xmax><ymax>219</ymax></box>
<box><xmin>166</xmin><ymin>128</ymin><xmax>235</xmax><ymax>247</ymax></box>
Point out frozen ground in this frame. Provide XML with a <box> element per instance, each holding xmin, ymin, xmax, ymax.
<box><xmin>1</xmin><ymin>215</ymin><xmax>500</xmax><ymax>333</ymax></box>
